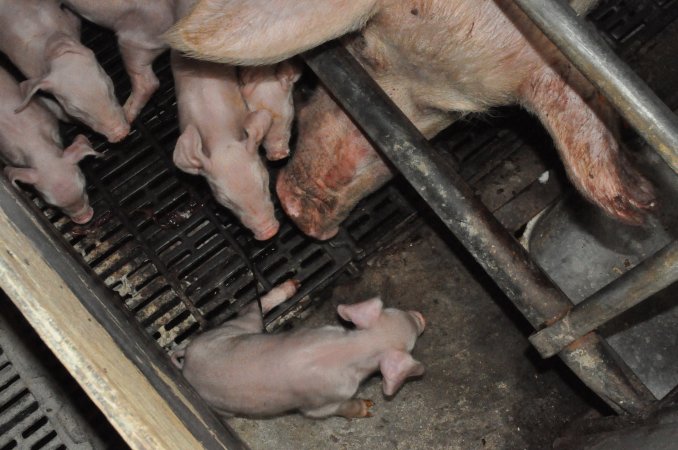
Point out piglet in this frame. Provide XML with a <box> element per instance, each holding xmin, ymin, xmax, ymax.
<box><xmin>0</xmin><ymin>66</ymin><xmax>100</xmax><ymax>224</ymax></box>
<box><xmin>172</xmin><ymin>280</ymin><xmax>425</xmax><ymax>419</ymax></box>
<box><xmin>60</xmin><ymin>0</ymin><xmax>176</xmax><ymax>124</ymax></box>
<box><xmin>0</xmin><ymin>0</ymin><xmax>129</xmax><ymax>143</ymax></box>
<box><xmin>239</xmin><ymin>61</ymin><xmax>301</xmax><ymax>161</ymax></box>
<box><xmin>171</xmin><ymin>51</ymin><xmax>279</xmax><ymax>240</ymax></box>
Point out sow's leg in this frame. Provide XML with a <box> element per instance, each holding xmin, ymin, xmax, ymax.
<box><xmin>519</xmin><ymin>62</ymin><xmax>656</xmax><ymax>225</ymax></box>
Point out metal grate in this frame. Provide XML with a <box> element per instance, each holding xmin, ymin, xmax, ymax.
<box><xmin>0</xmin><ymin>347</ymin><xmax>65</xmax><ymax>450</ymax></box>
<box><xmin>589</xmin><ymin>0</ymin><xmax>678</xmax><ymax>56</ymax></box>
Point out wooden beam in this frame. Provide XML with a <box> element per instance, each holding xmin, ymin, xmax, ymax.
<box><xmin>0</xmin><ymin>179</ymin><xmax>245</xmax><ymax>450</ymax></box>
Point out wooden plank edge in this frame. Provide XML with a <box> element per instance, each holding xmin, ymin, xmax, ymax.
<box><xmin>0</xmin><ymin>179</ymin><xmax>246</xmax><ymax>450</ymax></box>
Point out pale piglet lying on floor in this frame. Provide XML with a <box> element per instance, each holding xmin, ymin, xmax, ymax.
<box><xmin>171</xmin><ymin>280</ymin><xmax>425</xmax><ymax>419</ymax></box>
<box><xmin>0</xmin><ymin>66</ymin><xmax>100</xmax><ymax>224</ymax></box>
<box><xmin>0</xmin><ymin>0</ymin><xmax>129</xmax><ymax>143</ymax></box>
<box><xmin>171</xmin><ymin>51</ymin><xmax>279</xmax><ymax>240</ymax></box>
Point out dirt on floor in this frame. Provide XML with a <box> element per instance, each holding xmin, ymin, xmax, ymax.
<box><xmin>228</xmin><ymin>223</ymin><xmax>600</xmax><ymax>450</ymax></box>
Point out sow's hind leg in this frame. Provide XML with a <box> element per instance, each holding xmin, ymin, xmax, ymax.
<box><xmin>519</xmin><ymin>62</ymin><xmax>656</xmax><ymax>225</ymax></box>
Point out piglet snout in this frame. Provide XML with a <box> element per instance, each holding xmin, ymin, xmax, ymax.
<box><xmin>106</xmin><ymin>123</ymin><xmax>131</xmax><ymax>143</ymax></box>
<box><xmin>70</xmin><ymin>206</ymin><xmax>94</xmax><ymax>224</ymax></box>
<box><xmin>253</xmin><ymin>219</ymin><xmax>280</xmax><ymax>241</ymax></box>
<box><xmin>409</xmin><ymin>311</ymin><xmax>426</xmax><ymax>335</ymax></box>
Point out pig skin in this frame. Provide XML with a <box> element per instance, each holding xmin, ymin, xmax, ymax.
<box><xmin>168</xmin><ymin>0</ymin><xmax>655</xmax><ymax>239</ymax></box>
<box><xmin>0</xmin><ymin>66</ymin><xmax>100</xmax><ymax>224</ymax></box>
<box><xmin>61</xmin><ymin>0</ymin><xmax>177</xmax><ymax>124</ymax></box>
<box><xmin>171</xmin><ymin>51</ymin><xmax>279</xmax><ymax>240</ymax></box>
<box><xmin>0</xmin><ymin>0</ymin><xmax>129</xmax><ymax>143</ymax></box>
<box><xmin>239</xmin><ymin>61</ymin><xmax>302</xmax><ymax>161</ymax></box>
<box><xmin>172</xmin><ymin>280</ymin><xmax>425</xmax><ymax>419</ymax></box>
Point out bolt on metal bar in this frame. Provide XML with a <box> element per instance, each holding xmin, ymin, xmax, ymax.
<box><xmin>512</xmin><ymin>0</ymin><xmax>678</xmax><ymax>174</ymax></box>
<box><xmin>301</xmin><ymin>42</ymin><xmax>656</xmax><ymax>415</ymax></box>
<box><xmin>530</xmin><ymin>240</ymin><xmax>678</xmax><ymax>358</ymax></box>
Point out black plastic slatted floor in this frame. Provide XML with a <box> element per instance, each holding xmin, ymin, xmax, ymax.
<box><xmin>0</xmin><ymin>347</ymin><xmax>64</xmax><ymax>450</ymax></box>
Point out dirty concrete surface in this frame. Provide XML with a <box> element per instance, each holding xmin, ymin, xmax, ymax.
<box><xmin>229</xmin><ymin>223</ymin><xmax>597</xmax><ymax>449</ymax></box>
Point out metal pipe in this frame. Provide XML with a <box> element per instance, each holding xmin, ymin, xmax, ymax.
<box><xmin>512</xmin><ymin>0</ymin><xmax>678</xmax><ymax>174</ymax></box>
<box><xmin>301</xmin><ymin>42</ymin><xmax>655</xmax><ymax>415</ymax></box>
<box><xmin>530</xmin><ymin>240</ymin><xmax>678</xmax><ymax>358</ymax></box>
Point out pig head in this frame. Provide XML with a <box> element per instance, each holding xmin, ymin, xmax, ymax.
<box><xmin>171</xmin><ymin>52</ymin><xmax>278</xmax><ymax>240</ymax></box>
<box><xmin>6</xmin><ymin>135</ymin><xmax>101</xmax><ymax>224</ymax></box>
<box><xmin>168</xmin><ymin>0</ymin><xmax>655</xmax><ymax>240</ymax></box>
<box><xmin>16</xmin><ymin>34</ymin><xmax>130</xmax><ymax>143</ymax></box>
<box><xmin>239</xmin><ymin>61</ymin><xmax>301</xmax><ymax>161</ymax></box>
<box><xmin>172</xmin><ymin>281</ymin><xmax>425</xmax><ymax>418</ymax></box>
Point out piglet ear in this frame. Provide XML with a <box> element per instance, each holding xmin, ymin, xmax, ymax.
<box><xmin>63</xmin><ymin>135</ymin><xmax>103</xmax><ymax>164</ymax></box>
<box><xmin>4</xmin><ymin>166</ymin><xmax>39</xmax><ymax>188</ymax></box>
<box><xmin>380</xmin><ymin>350</ymin><xmax>425</xmax><ymax>396</ymax></box>
<box><xmin>336</xmin><ymin>297</ymin><xmax>383</xmax><ymax>329</ymax></box>
<box><xmin>276</xmin><ymin>61</ymin><xmax>302</xmax><ymax>89</ymax></box>
<box><xmin>243</xmin><ymin>110</ymin><xmax>273</xmax><ymax>154</ymax></box>
<box><xmin>15</xmin><ymin>78</ymin><xmax>51</xmax><ymax>113</ymax></box>
<box><xmin>173</xmin><ymin>125</ymin><xmax>208</xmax><ymax>175</ymax></box>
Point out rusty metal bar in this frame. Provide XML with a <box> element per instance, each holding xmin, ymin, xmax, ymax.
<box><xmin>301</xmin><ymin>42</ymin><xmax>656</xmax><ymax>415</ymax></box>
<box><xmin>512</xmin><ymin>0</ymin><xmax>678</xmax><ymax>174</ymax></box>
<box><xmin>530</xmin><ymin>240</ymin><xmax>678</xmax><ymax>358</ymax></box>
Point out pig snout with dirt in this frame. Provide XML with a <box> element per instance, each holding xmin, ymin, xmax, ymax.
<box><xmin>0</xmin><ymin>0</ymin><xmax>129</xmax><ymax>143</ymax></box>
<box><xmin>171</xmin><ymin>51</ymin><xmax>279</xmax><ymax>240</ymax></box>
<box><xmin>168</xmin><ymin>0</ymin><xmax>655</xmax><ymax>240</ymax></box>
<box><xmin>239</xmin><ymin>61</ymin><xmax>301</xmax><ymax>161</ymax></box>
<box><xmin>171</xmin><ymin>280</ymin><xmax>425</xmax><ymax>419</ymax></box>
<box><xmin>60</xmin><ymin>0</ymin><xmax>177</xmax><ymax>124</ymax></box>
<box><xmin>0</xmin><ymin>66</ymin><xmax>101</xmax><ymax>224</ymax></box>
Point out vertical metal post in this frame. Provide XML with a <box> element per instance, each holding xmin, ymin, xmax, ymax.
<box><xmin>302</xmin><ymin>43</ymin><xmax>656</xmax><ymax>415</ymax></box>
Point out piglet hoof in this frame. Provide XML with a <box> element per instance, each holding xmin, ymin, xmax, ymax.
<box><xmin>266</xmin><ymin>149</ymin><xmax>290</xmax><ymax>161</ymax></box>
<box><xmin>358</xmin><ymin>399</ymin><xmax>374</xmax><ymax>418</ymax></box>
<box><xmin>334</xmin><ymin>398</ymin><xmax>376</xmax><ymax>419</ymax></box>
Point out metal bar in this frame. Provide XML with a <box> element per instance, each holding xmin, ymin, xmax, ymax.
<box><xmin>512</xmin><ymin>0</ymin><xmax>678</xmax><ymax>174</ymax></box>
<box><xmin>301</xmin><ymin>42</ymin><xmax>656</xmax><ymax>415</ymax></box>
<box><xmin>530</xmin><ymin>240</ymin><xmax>678</xmax><ymax>358</ymax></box>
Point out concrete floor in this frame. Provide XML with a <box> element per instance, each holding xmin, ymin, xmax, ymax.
<box><xmin>229</xmin><ymin>224</ymin><xmax>597</xmax><ymax>449</ymax></box>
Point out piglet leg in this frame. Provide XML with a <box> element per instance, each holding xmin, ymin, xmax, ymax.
<box><xmin>225</xmin><ymin>279</ymin><xmax>300</xmax><ymax>333</ymax></box>
<box><xmin>302</xmin><ymin>399</ymin><xmax>374</xmax><ymax>419</ymax></box>
<box><xmin>335</xmin><ymin>399</ymin><xmax>374</xmax><ymax>418</ymax></box>
<box><xmin>260</xmin><ymin>279</ymin><xmax>300</xmax><ymax>314</ymax></box>
<box><xmin>118</xmin><ymin>39</ymin><xmax>163</xmax><ymax>123</ymax></box>
<box><xmin>520</xmin><ymin>62</ymin><xmax>656</xmax><ymax>225</ymax></box>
